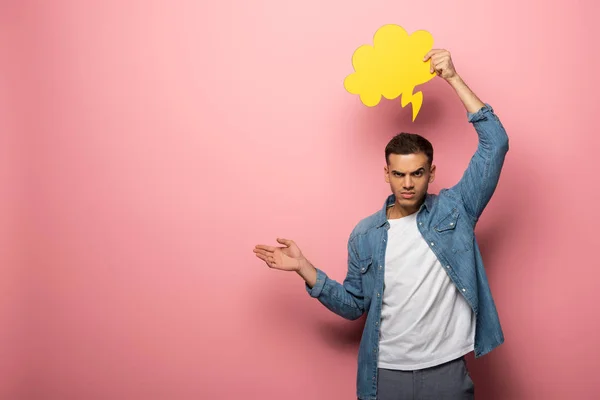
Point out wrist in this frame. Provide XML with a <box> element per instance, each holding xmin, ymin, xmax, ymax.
<box><xmin>446</xmin><ymin>74</ymin><xmax>464</xmax><ymax>88</ymax></box>
<box><xmin>296</xmin><ymin>257</ymin><xmax>313</xmax><ymax>275</ymax></box>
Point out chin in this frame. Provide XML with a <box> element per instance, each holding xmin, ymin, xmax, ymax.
<box><xmin>397</xmin><ymin>195</ymin><xmax>423</xmax><ymax>205</ymax></box>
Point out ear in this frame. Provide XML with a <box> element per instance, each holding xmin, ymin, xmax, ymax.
<box><xmin>429</xmin><ymin>164</ymin><xmax>436</xmax><ymax>183</ymax></box>
<box><xmin>384</xmin><ymin>165</ymin><xmax>390</xmax><ymax>183</ymax></box>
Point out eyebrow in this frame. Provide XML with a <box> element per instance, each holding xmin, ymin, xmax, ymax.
<box><xmin>392</xmin><ymin>167</ymin><xmax>426</xmax><ymax>175</ymax></box>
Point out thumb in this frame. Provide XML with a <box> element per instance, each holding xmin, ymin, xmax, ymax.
<box><xmin>276</xmin><ymin>237</ymin><xmax>292</xmax><ymax>246</ymax></box>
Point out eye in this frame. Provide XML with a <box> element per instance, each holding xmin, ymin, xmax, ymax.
<box><xmin>414</xmin><ymin>171</ymin><xmax>423</xmax><ymax>177</ymax></box>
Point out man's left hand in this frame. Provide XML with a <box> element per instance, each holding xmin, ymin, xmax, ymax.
<box><xmin>423</xmin><ymin>49</ymin><xmax>459</xmax><ymax>82</ymax></box>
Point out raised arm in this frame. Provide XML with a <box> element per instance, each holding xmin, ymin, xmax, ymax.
<box><xmin>425</xmin><ymin>49</ymin><xmax>509</xmax><ymax>220</ymax></box>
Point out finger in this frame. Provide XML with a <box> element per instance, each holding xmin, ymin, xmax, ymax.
<box><xmin>276</xmin><ymin>237</ymin><xmax>292</xmax><ymax>246</ymax></box>
<box><xmin>253</xmin><ymin>248</ymin><xmax>272</xmax><ymax>258</ymax></box>
<box><xmin>430</xmin><ymin>53</ymin><xmax>448</xmax><ymax>65</ymax></box>
<box><xmin>254</xmin><ymin>244</ymin><xmax>276</xmax><ymax>252</ymax></box>
<box><xmin>430</xmin><ymin>54</ymin><xmax>445</xmax><ymax>72</ymax></box>
<box><xmin>431</xmin><ymin>59</ymin><xmax>444</xmax><ymax>73</ymax></box>
<box><xmin>266</xmin><ymin>255</ymin><xmax>278</xmax><ymax>268</ymax></box>
<box><xmin>254</xmin><ymin>252</ymin><xmax>269</xmax><ymax>263</ymax></box>
<box><xmin>423</xmin><ymin>48</ymin><xmax>443</xmax><ymax>61</ymax></box>
<box><xmin>432</xmin><ymin>58</ymin><xmax>448</xmax><ymax>73</ymax></box>
<box><xmin>432</xmin><ymin>59</ymin><xmax>446</xmax><ymax>70</ymax></box>
<box><xmin>256</xmin><ymin>253</ymin><xmax>278</xmax><ymax>268</ymax></box>
<box><xmin>430</xmin><ymin>49</ymin><xmax>449</xmax><ymax>57</ymax></box>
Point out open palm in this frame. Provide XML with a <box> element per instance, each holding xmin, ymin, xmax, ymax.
<box><xmin>253</xmin><ymin>238</ymin><xmax>304</xmax><ymax>271</ymax></box>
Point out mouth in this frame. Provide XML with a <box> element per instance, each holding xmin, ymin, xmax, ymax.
<box><xmin>400</xmin><ymin>192</ymin><xmax>415</xmax><ymax>199</ymax></box>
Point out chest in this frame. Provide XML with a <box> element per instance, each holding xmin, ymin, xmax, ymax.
<box><xmin>356</xmin><ymin>205</ymin><xmax>475</xmax><ymax>289</ymax></box>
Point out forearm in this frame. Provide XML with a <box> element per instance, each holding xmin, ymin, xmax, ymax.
<box><xmin>301</xmin><ymin>259</ymin><xmax>365</xmax><ymax>321</ymax></box>
<box><xmin>447</xmin><ymin>75</ymin><xmax>485</xmax><ymax>114</ymax></box>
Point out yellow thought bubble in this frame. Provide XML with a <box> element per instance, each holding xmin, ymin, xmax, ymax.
<box><xmin>344</xmin><ymin>24</ymin><xmax>436</xmax><ymax>121</ymax></box>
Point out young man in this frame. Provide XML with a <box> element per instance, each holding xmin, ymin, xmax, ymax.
<box><xmin>253</xmin><ymin>49</ymin><xmax>509</xmax><ymax>400</ymax></box>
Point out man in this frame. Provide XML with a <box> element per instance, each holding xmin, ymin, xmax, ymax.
<box><xmin>253</xmin><ymin>49</ymin><xmax>509</xmax><ymax>400</ymax></box>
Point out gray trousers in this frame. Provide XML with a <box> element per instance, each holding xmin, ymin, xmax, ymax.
<box><xmin>376</xmin><ymin>357</ymin><xmax>475</xmax><ymax>400</ymax></box>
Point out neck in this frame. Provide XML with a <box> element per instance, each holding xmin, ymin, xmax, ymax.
<box><xmin>388</xmin><ymin>196</ymin><xmax>426</xmax><ymax>219</ymax></box>
<box><xmin>389</xmin><ymin>204</ymin><xmax>417</xmax><ymax>219</ymax></box>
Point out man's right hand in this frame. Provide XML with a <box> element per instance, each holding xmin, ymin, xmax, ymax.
<box><xmin>253</xmin><ymin>238</ymin><xmax>318</xmax><ymax>287</ymax></box>
<box><xmin>253</xmin><ymin>238</ymin><xmax>305</xmax><ymax>272</ymax></box>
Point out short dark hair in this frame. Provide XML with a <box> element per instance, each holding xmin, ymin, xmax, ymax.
<box><xmin>385</xmin><ymin>132</ymin><xmax>434</xmax><ymax>166</ymax></box>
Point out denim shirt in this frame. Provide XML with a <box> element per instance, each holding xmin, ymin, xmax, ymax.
<box><xmin>305</xmin><ymin>104</ymin><xmax>509</xmax><ymax>400</ymax></box>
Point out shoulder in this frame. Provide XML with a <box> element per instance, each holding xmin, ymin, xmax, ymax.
<box><xmin>349</xmin><ymin>208</ymin><xmax>383</xmax><ymax>241</ymax></box>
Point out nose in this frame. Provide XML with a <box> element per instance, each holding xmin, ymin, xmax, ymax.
<box><xmin>402</xmin><ymin>176</ymin><xmax>414</xmax><ymax>189</ymax></box>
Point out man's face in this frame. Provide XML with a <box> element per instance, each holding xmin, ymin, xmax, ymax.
<box><xmin>384</xmin><ymin>152</ymin><xmax>436</xmax><ymax>213</ymax></box>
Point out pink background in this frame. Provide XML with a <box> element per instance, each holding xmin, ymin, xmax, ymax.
<box><xmin>1</xmin><ymin>0</ymin><xmax>598</xmax><ymax>399</ymax></box>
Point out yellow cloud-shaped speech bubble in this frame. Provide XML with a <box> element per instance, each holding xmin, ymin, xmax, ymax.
<box><xmin>344</xmin><ymin>24</ymin><xmax>436</xmax><ymax>121</ymax></box>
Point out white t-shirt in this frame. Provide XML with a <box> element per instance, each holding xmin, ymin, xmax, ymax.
<box><xmin>377</xmin><ymin>212</ymin><xmax>475</xmax><ymax>370</ymax></box>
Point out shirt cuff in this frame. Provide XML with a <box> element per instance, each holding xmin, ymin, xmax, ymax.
<box><xmin>467</xmin><ymin>103</ymin><xmax>494</xmax><ymax>123</ymax></box>
<box><xmin>305</xmin><ymin>268</ymin><xmax>327</xmax><ymax>298</ymax></box>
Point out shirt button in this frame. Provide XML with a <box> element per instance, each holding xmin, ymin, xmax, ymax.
<box><xmin>361</xmin><ymin>268</ymin><xmax>365</xmax><ymax>272</ymax></box>
<box><xmin>377</xmin><ymin>293</ymin><xmax>380</xmax><ymax>297</ymax></box>
<box><xmin>431</xmin><ymin>242</ymin><xmax>435</xmax><ymax>246</ymax></box>
<box><xmin>446</xmin><ymin>265</ymin><xmax>450</xmax><ymax>269</ymax></box>
<box><xmin>462</xmin><ymin>288</ymin><xmax>466</xmax><ymax>292</ymax></box>
<box><xmin>379</xmin><ymin>265</ymin><xmax>382</xmax><ymax>269</ymax></box>
<box><xmin>375</xmin><ymin>321</ymin><xmax>379</xmax><ymax>325</ymax></box>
